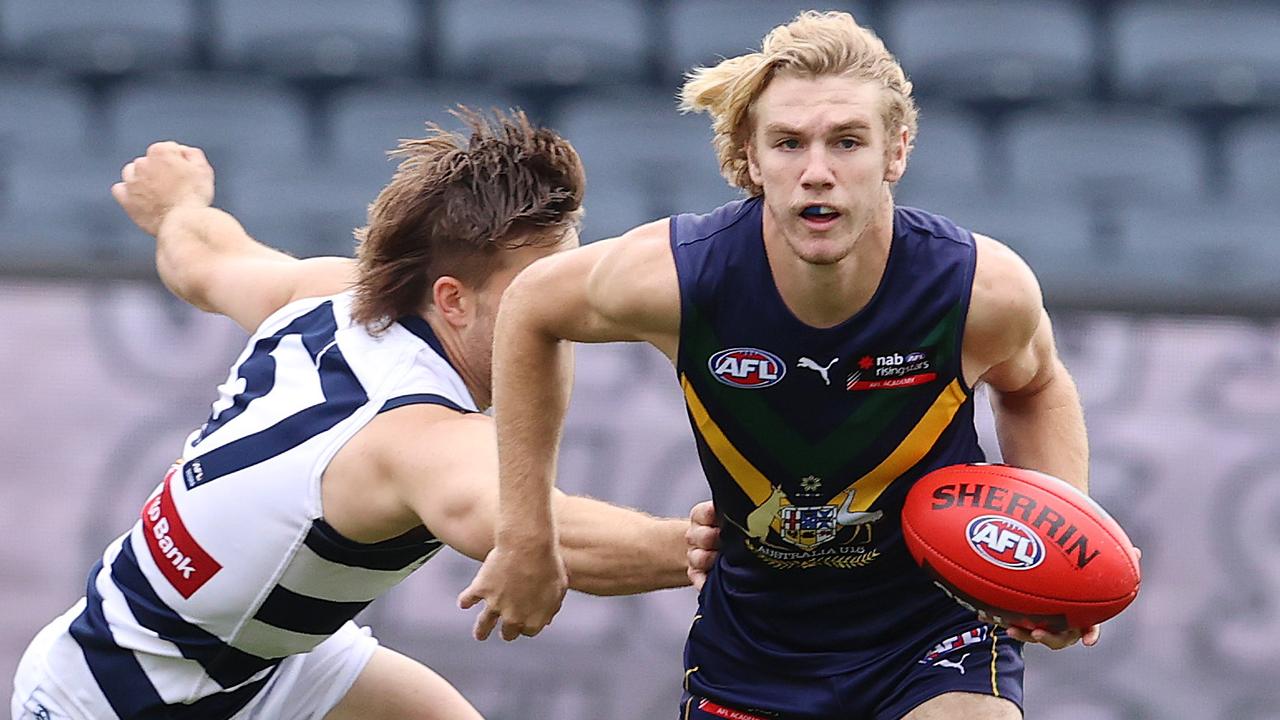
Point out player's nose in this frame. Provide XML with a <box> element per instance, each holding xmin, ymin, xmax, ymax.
<box><xmin>799</xmin><ymin>147</ymin><xmax>835</xmax><ymax>189</ymax></box>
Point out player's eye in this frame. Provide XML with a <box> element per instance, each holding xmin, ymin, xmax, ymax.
<box><xmin>777</xmin><ymin>137</ymin><xmax>801</xmax><ymax>150</ymax></box>
<box><xmin>837</xmin><ymin>137</ymin><xmax>860</xmax><ymax>149</ymax></box>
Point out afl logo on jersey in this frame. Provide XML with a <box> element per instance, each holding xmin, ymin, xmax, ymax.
<box><xmin>966</xmin><ymin>515</ymin><xmax>1045</xmax><ymax>571</ymax></box>
<box><xmin>708</xmin><ymin>348</ymin><xmax>786</xmax><ymax>388</ymax></box>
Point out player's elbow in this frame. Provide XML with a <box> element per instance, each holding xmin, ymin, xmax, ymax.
<box><xmin>155</xmin><ymin>242</ymin><xmax>214</xmax><ymax>311</ymax></box>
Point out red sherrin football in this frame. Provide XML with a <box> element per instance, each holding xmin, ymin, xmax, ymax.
<box><xmin>902</xmin><ymin>463</ymin><xmax>1140</xmax><ymax>632</ymax></box>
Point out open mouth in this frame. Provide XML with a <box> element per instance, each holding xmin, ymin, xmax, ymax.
<box><xmin>800</xmin><ymin>204</ymin><xmax>841</xmax><ymax>227</ymax></box>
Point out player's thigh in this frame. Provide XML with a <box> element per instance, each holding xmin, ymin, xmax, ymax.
<box><xmin>901</xmin><ymin>691</ymin><xmax>1021</xmax><ymax>720</ymax></box>
<box><xmin>323</xmin><ymin>646</ymin><xmax>484</xmax><ymax>720</ymax></box>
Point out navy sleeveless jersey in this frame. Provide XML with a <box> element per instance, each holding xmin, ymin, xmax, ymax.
<box><xmin>672</xmin><ymin>197</ymin><xmax>987</xmax><ymax>714</ymax></box>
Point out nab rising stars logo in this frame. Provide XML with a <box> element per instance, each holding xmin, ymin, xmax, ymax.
<box><xmin>966</xmin><ymin>515</ymin><xmax>1045</xmax><ymax>570</ymax></box>
<box><xmin>708</xmin><ymin>348</ymin><xmax>786</xmax><ymax>388</ymax></box>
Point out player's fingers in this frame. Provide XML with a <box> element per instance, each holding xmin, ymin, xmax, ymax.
<box><xmin>1082</xmin><ymin>624</ymin><xmax>1102</xmax><ymax>647</ymax></box>
<box><xmin>147</xmin><ymin>141</ymin><xmax>180</xmax><ymax>157</ymax></box>
<box><xmin>687</xmin><ymin>567</ymin><xmax>706</xmax><ymax>591</ymax></box>
<box><xmin>121</xmin><ymin>161</ymin><xmax>136</xmax><ymax>183</ymax></box>
<box><xmin>472</xmin><ymin>607</ymin><xmax>499</xmax><ymax>641</ymax></box>
<box><xmin>1004</xmin><ymin>626</ymin><xmax>1031</xmax><ymax>643</ymax></box>
<box><xmin>110</xmin><ymin>182</ymin><xmax>128</xmax><ymax>205</ymax></box>
<box><xmin>181</xmin><ymin>145</ymin><xmax>210</xmax><ymax>166</ymax></box>
<box><xmin>689</xmin><ymin>500</ymin><xmax>716</xmax><ymax>526</ymax></box>
<box><xmin>686</xmin><ymin>525</ymin><xmax>720</xmax><ymax>551</ymax></box>
<box><xmin>457</xmin><ymin>581</ymin><xmax>484</xmax><ymax>609</ymax></box>
<box><xmin>1033</xmin><ymin>628</ymin><xmax>1080</xmax><ymax>650</ymax></box>
<box><xmin>688</xmin><ymin>547</ymin><xmax>716</xmax><ymax>572</ymax></box>
<box><xmin>500</xmin><ymin>620</ymin><xmax>526</xmax><ymax>642</ymax></box>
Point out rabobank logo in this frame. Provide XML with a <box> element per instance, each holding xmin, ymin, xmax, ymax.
<box><xmin>965</xmin><ymin>515</ymin><xmax>1045</xmax><ymax>571</ymax></box>
<box><xmin>708</xmin><ymin>348</ymin><xmax>786</xmax><ymax>388</ymax></box>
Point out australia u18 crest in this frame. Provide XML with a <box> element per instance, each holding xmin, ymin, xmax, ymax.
<box><xmin>779</xmin><ymin>504</ymin><xmax>838</xmax><ymax>548</ymax></box>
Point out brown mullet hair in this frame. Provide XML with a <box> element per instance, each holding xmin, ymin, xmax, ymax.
<box><xmin>350</xmin><ymin>107</ymin><xmax>585</xmax><ymax>331</ymax></box>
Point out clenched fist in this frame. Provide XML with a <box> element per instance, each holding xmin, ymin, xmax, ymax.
<box><xmin>111</xmin><ymin>141</ymin><xmax>214</xmax><ymax>236</ymax></box>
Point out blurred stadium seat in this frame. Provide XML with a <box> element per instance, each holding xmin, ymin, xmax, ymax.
<box><xmin>1116</xmin><ymin>202</ymin><xmax>1280</xmax><ymax>312</ymax></box>
<box><xmin>886</xmin><ymin>0</ymin><xmax>1094</xmax><ymax>103</ymax></box>
<box><xmin>1004</xmin><ymin>106</ymin><xmax>1206</xmax><ymax>204</ymax></box>
<box><xmin>0</xmin><ymin>153</ymin><xmax>145</xmax><ymax>276</ymax></box>
<box><xmin>555</xmin><ymin>88</ymin><xmax>735</xmax><ymax>237</ymax></box>
<box><xmin>0</xmin><ymin>72</ymin><xmax>94</xmax><ymax>157</ymax></box>
<box><xmin>211</xmin><ymin>0</ymin><xmax>422</xmax><ymax>80</ymax></box>
<box><xmin>1113</xmin><ymin>1</ymin><xmax>1280</xmax><ymax>109</ymax></box>
<box><xmin>436</xmin><ymin>0</ymin><xmax>647</xmax><ymax>88</ymax></box>
<box><xmin>892</xmin><ymin>105</ymin><xmax>989</xmax><ymax>201</ymax></box>
<box><xmin>920</xmin><ymin>191</ymin><xmax>1113</xmax><ymax>307</ymax></box>
<box><xmin>219</xmin><ymin>162</ymin><xmax>364</xmax><ymax>260</ymax></box>
<box><xmin>0</xmin><ymin>0</ymin><xmax>1273</xmax><ymax>312</ymax></box>
<box><xmin>0</xmin><ymin>0</ymin><xmax>196</xmax><ymax>75</ymax></box>
<box><xmin>1223</xmin><ymin>114</ymin><xmax>1280</xmax><ymax>201</ymax></box>
<box><xmin>326</xmin><ymin>81</ymin><xmax>523</xmax><ymax>189</ymax></box>
<box><xmin>569</xmin><ymin>164</ymin><xmax>655</xmax><ymax>244</ymax></box>
<box><xmin>106</xmin><ymin>76</ymin><xmax>311</xmax><ymax>167</ymax></box>
<box><xmin>661</xmin><ymin>0</ymin><xmax>868</xmax><ymax>81</ymax></box>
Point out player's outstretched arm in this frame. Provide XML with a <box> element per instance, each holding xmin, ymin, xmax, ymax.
<box><xmin>458</xmin><ymin>220</ymin><xmax>681</xmax><ymax>641</ymax></box>
<box><xmin>112</xmin><ymin>141</ymin><xmax>355</xmax><ymax>332</ymax></box>
<box><xmin>338</xmin><ymin>404</ymin><xmax>694</xmax><ymax>597</ymax></box>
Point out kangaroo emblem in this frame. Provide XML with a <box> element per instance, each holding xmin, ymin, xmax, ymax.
<box><xmin>933</xmin><ymin>653</ymin><xmax>970</xmax><ymax>674</ymax></box>
<box><xmin>797</xmin><ymin>357</ymin><xmax>838</xmax><ymax>385</ymax></box>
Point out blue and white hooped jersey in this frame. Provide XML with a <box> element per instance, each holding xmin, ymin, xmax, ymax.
<box><xmin>57</xmin><ymin>292</ymin><xmax>476</xmax><ymax>718</ymax></box>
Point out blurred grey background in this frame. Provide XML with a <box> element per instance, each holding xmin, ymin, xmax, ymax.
<box><xmin>1</xmin><ymin>1</ymin><xmax>1279</xmax><ymax>718</ymax></box>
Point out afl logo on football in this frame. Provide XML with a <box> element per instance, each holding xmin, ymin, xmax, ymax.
<box><xmin>965</xmin><ymin>515</ymin><xmax>1045</xmax><ymax>571</ymax></box>
<box><xmin>708</xmin><ymin>348</ymin><xmax>786</xmax><ymax>388</ymax></box>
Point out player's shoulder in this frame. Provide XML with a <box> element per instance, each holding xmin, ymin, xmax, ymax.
<box><xmin>586</xmin><ymin>220</ymin><xmax>678</xmax><ymax>307</ymax></box>
<box><xmin>362</xmin><ymin>402</ymin><xmax>494</xmax><ymax>479</ymax></box>
<box><xmin>894</xmin><ymin>205</ymin><xmax>970</xmax><ymax>242</ymax></box>
<box><xmin>966</xmin><ymin>233</ymin><xmax>1044</xmax><ymax>359</ymax></box>
<box><xmin>671</xmin><ymin>196</ymin><xmax>760</xmax><ymax>248</ymax></box>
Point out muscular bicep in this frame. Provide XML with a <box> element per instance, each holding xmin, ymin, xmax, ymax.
<box><xmin>384</xmin><ymin>409</ymin><xmax>501</xmax><ymax>562</ymax></box>
<box><xmin>966</xmin><ymin>233</ymin><xmax>1050</xmax><ymax>394</ymax></box>
<box><xmin>506</xmin><ymin>221</ymin><xmax>680</xmax><ymax>355</ymax></box>
<box><xmin>981</xmin><ymin>308</ymin><xmax>1058</xmax><ymax>396</ymax></box>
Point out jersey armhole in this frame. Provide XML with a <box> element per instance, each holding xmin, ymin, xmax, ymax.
<box><xmin>377</xmin><ymin>394</ymin><xmax>474</xmax><ymax>415</ymax></box>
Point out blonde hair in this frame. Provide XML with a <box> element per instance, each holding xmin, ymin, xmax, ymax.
<box><xmin>679</xmin><ymin>10</ymin><xmax>918</xmax><ymax>196</ymax></box>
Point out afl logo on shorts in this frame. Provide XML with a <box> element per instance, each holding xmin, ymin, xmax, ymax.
<box><xmin>708</xmin><ymin>348</ymin><xmax>786</xmax><ymax>388</ymax></box>
<box><xmin>966</xmin><ymin>515</ymin><xmax>1044</xmax><ymax>570</ymax></box>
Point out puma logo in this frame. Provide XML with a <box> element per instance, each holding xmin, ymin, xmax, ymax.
<box><xmin>797</xmin><ymin>357</ymin><xmax>838</xmax><ymax>385</ymax></box>
<box><xmin>933</xmin><ymin>653</ymin><xmax>970</xmax><ymax>674</ymax></box>
<box><xmin>836</xmin><ymin>490</ymin><xmax>883</xmax><ymax>526</ymax></box>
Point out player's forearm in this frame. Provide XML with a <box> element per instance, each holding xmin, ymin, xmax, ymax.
<box><xmin>991</xmin><ymin>359</ymin><xmax>1089</xmax><ymax>493</ymax></box>
<box><xmin>555</xmin><ymin>495</ymin><xmax>690</xmax><ymax>595</ymax></box>
<box><xmin>491</xmin><ymin>276</ymin><xmax>572</xmax><ymax>550</ymax></box>
<box><xmin>154</xmin><ymin>206</ymin><xmax>283</xmax><ymax>310</ymax></box>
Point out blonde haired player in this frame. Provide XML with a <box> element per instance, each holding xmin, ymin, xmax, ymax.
<box><xmin>12</xmin><ymin>111</ymin><xmax>716</xmax><ymax>720</ymax></box>
<box><xmin>463</xmin><ymin>12</ymin><xmax>1096</xmax><ymax>720</ymax></box>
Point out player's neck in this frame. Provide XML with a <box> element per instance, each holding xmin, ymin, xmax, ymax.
<box><xmin>422</xmin><ymin>312</ymin><xmax>492</xmax><ymax>410</ymax></box>
<box><xmin>762</xmin><ymin>198</ymin><xmax>894</xmax><ymax>329</ymax></box>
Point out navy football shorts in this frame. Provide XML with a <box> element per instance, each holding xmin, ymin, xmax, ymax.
<box><xmin>679</xmin><ymin>619</ymin><xmax>1024</xmax><ymax>720</ymax></box>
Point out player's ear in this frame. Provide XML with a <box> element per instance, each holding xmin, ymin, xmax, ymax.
<box><xmin>884</xmin><ymin>125</ymin><xmax>908</xmax><ymax>184</ymax></box>
<box><xmin>746</xmin><ymin>136</ymin><xmax>763</xmax><ymax>187</ymax></box>
<box><xmin>431</xmin><ymin>275</ymin><xmax>475</xmax><ymax>327</ymax></box>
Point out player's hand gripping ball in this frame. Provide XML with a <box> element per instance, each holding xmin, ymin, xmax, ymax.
<box><xmin>902</xmin><ymin>463</ymin><xmax>1140</xmax><ymax>633</ymax></box>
